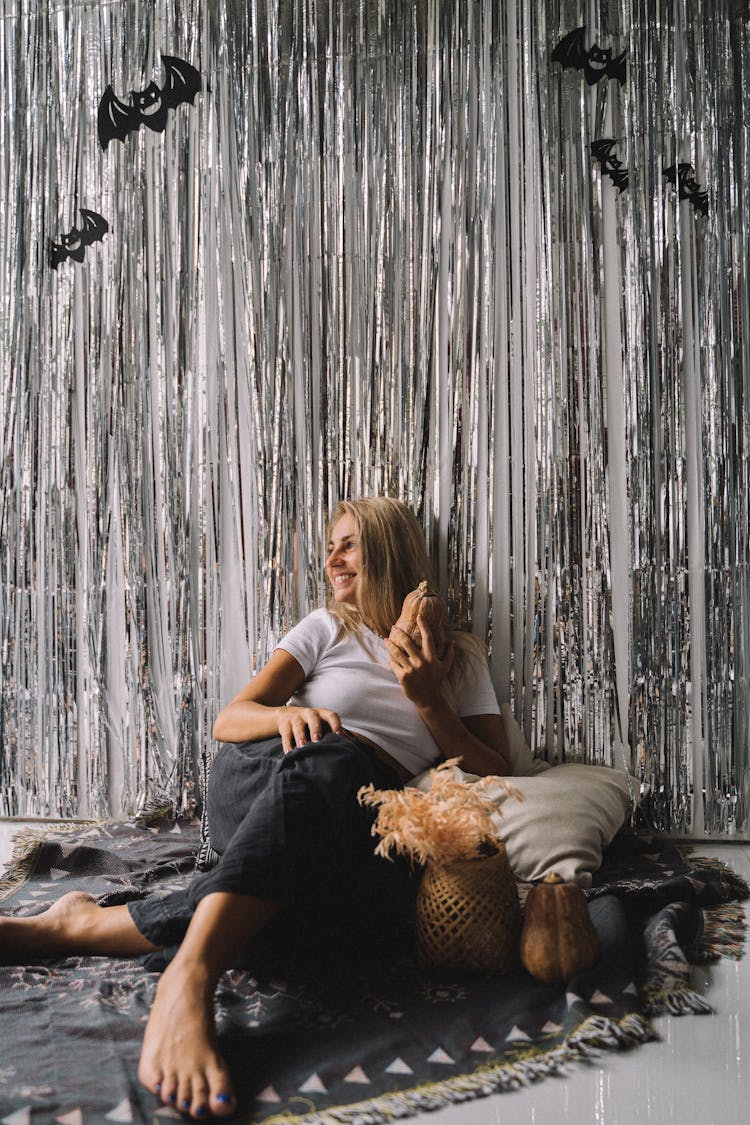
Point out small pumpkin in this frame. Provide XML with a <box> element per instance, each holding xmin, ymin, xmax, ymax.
<box><xmin>392</xmin><ymin>580</ymin><xmax>447</xmax><ymax>656</ymax></box>
<box><xmin>519</xmin><ymin>871</ymin><xmax>600</xmax><ymax>985</ymax></box>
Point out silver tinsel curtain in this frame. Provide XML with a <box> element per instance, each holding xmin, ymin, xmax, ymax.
<box><xmin>1</xmin><ymin>0</ymin><xmax>747</xmax><ymax>836</ymax></box>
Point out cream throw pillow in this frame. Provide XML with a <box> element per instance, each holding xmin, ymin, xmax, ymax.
<box><xmin>413</xmin><ymin>705</ymin><xmax>639</xmax><ymax>886</ymax></box>
<box><xmin>480</xmin><ymin>763</ymin><xmax>638</xmax><ymax>886</ymax></box>
<box><xmin>413</xmin><ymin>763</ymin><xmax>638</xmax><ymax>886</ymax></box>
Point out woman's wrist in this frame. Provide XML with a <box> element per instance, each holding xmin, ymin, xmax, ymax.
<box><xmin>414</xmin><ymin>694</ymin><xmax>455</xmax><ymax>722</ymax></box>
<box><xmin>415</xmin><ymin>700</ymin><xmax>510</xmax><ymax>776</ymax></box>
<box><xmin>213</xmin><ymin>701</ymin><xmax>283</xmax><ymax>743</ymax></box>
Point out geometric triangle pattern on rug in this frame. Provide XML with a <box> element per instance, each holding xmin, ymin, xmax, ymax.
<box><xmin>104</xmin><ymin>1100</ymin><xmax>134</xmax><ymax>1123</ymax></box>
<box><xmin>0</xmin><ymin>821</ymin><xmax>746</xmax><ymax>1125</ymax></box>
<box><xmin>2</xmin><ymin>1110</ymin><xmax>32</xmax><ymax>1125</ymax></box>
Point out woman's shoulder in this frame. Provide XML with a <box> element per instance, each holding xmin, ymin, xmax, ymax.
<box><xmin>276</xmin><ymin>607</ymin><xmax>342</xmax><ymax>674</ymax></box>
<box><xmin>289</xmin><ymin>605</ymin><xmax>335</xmax><ymax>628</ymax></box>
<box><xmin>449</xmin><ymin>630</ymin><xmax>501</xmax><ymax>712</ymax></box>
<box><xmin>285</xmin><ymin>606</ymin><xmax>341</xmax><ymax>642</ymax></box>
<box><xmin>450</xmin><ymin>629</ymin><xmax>490</xmax><ymax>670</ymax></box>
<box><xmin>293</xmin><ymin>608</ymin><xmax>372</xmax><ymax>654</ymax></box>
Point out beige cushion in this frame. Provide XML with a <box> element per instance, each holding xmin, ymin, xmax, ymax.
<box><xmin>483</xmin><ymin>763</ymin><xmax>638</xmax><ymax>886</ymax></box>
<box><xmin>413</xmin><ymin>759</ymin><xmax>640</xmax><ymax>887</ymax></box>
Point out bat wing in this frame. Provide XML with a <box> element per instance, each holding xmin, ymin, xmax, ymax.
<box><xmin>98</xmin><ymin>85</ymin><xmax>141</xmax><ymax>149</ymax></box>
<box><xmin>79</xmin><ymin>209</ymin><xmax>109</xmax><ymax>248</ymax></box>
<box><xmin>551</xmin><ymin>27</ymin><xmax>588</xmax><ymax>71</ymax></box>
<box><xmin>591</xmin><ymin>139</ymin><xmax>616</xmax><ymax>162</ymax></box>
<box><xmin>50</xmin><ymin>241</ymin><xmax>68</xmax><ymax>269</ymax></box>
<box><xmin>609</xmin><ymin>49</ymin><xmax>628</xmax><ymax>85</ymax></box>
<box><xmin>671</xmin><ymin>166</ymin><xmax>709</xmax><ymax>214</ymax></box>
<box><xmin>591</xmin><ymin>141</ymin><xmax>629</xmax><ymax>191</ymax></box>
<box><xmin>693</xmin><ymin>191</ymin><xmax>709</xmax><ymax>216</ymax></box>
<box><xmin>664</xmin><ymin>164</ymin><xmax>692</xmax><ymax>187</ymax></box>
<box><xmin>608</xmin><ymin>167</ymin><xmax>629</xmax><ymax>192</ymax></box>
<box><xmin>160</xmin><ymin>55</ymin><xmax>202</xmax><ymax>108</ymax></box>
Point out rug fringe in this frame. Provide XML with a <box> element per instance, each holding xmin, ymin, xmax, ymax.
<box><xmin>673</xmin><ymin>852</ymin><xmax>749</xmax><ymax>963</ymax></box>
<box><xmin>132</xmin><ymin>790</ymin><xmax>177</xmax><ymax>828</ymax></box>
<box><xmin>259</xmin><ymin>1012</ymin><xmax>655</xmax><ymax>1125</ymax></box>
<box><xmin>0</xmin><ymin>821</ymin><xmax>97</xmax><ymax>902</ymax></box>
<box><xmin>688</xmin><ymin>853</ymin><xmax>750</xmax><ymax>900</ymax></box>
<box><xmin>694</xmin><ymin>902</ymin><xmax>748</xmax><ymax>961</ymax></box>
<box><xmin>0</xmin><ymin>827</ymin><xmax>53</xmax><ymax>902</ymax></box>
<box><xmin>644</xmin><ymin>986</ymin><xmax>712</xmax><ymax>1016</ymax></box>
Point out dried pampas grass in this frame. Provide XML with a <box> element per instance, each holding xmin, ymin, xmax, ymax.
<box><xmin>357</xmin><ymin>758</ymin><xmax>521</xmax><ymax>866</ymax></box>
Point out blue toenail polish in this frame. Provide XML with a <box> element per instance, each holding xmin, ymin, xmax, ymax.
<box><xmin>217</xmin><ymin>1094</ymin><xmax>233</xmax><ymax>1104</ymax></box>
<box><xmin>196</xmin><ymin>1108</ymin><xmax>207</xmax><ymax>1117</ymax></box>
<box><xmin>181</xmin><ymin>1100</ymin><xmax>191</xmax><ymax>1109</ymax></box>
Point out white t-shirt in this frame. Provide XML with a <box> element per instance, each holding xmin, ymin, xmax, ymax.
<box><xmin>277</xmin><ymin>608</ymin><xmax>500</xmax><ymax>778</ymax></box>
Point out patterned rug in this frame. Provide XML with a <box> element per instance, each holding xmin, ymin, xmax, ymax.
<box><xmin>0</xmin><ymin>819</ymin><xmax>746</xmax><ymax>1125</ymax></box>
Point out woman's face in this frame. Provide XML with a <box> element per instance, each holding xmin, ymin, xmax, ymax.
<box><xmin>326</xmin><ymin>514</ymin><xmax>363</xmax><ymax>606</ymax></box>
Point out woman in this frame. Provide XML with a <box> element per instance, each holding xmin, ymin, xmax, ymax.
<box><xmin>1</xmin><ymin>497</ymin><xmax>509</xmax><ymax>1119</ymax></box>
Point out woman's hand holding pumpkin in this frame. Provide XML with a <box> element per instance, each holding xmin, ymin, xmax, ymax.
<box><xmin>386</xmin><ymin>615</ymin><xmax>454</xmax><ymax>708</ymax></box>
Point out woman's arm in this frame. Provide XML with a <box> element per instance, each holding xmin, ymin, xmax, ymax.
<box><xmin>385</xmin><ymin>620</ymin><xmax>510</xmax><ymax>777</ymax></box>
<box><xmin>415</xmin><ymin>704</ymin><xmax>510</xmax><ymax>777</ymax></box>
<box><xmin>212</xmin><ymin>648</ymin><xmax>345</xmax><ymax>753</ymax></box>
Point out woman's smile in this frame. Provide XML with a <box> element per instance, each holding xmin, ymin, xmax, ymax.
<box><xmin>326</xmin><ymin>516</ymin><xmax>363</xmax><ymax>605</ymax></box>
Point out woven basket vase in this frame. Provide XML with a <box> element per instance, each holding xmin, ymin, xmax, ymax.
<box><xmin>415</xmin><ymin>845</ymin><xmax>520</xmax><ymax>974</ymax></box>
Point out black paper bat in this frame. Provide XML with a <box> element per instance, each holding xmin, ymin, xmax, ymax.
<box><xmin>98</xmin><ymin>55</ymin><xmax>201</xmax><ymax>150</ymax></box>
<box><xmin>50</xmin><ymin>209</ymin><xmax>109</xmax><ymax>269</ymax></box>
<box><xmin>664</xmin><ymin>163</ymin><xmax>709</xmax><ymax>216</ymax></box>
<box><xmin>591</xmin><ymin>139</ymin><xmax>629</xmax><ymax>192</ymax></box>
<box><xmin>552</xmin><ymin>27</ymin><xmax>627</xmax><ymax>86</ymax></box>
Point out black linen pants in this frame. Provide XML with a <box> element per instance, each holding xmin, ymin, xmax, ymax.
<box><xmin>128</xmin><ymin>730</ymin><xmax>418</xmax><ymax>969</ymax></box>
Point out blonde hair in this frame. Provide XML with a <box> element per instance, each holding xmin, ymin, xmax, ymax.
<box><xmin>326</xmin><ymin>497</ymin><xmax>435</xmax><ymax>638</ymax></box>
<box><xmin>325</xmin><ymin>496</ymin><xmax>488</xmax><ymax>691</ymax></box>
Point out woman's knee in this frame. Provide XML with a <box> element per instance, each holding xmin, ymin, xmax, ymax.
<box><xmin>205</xmin><ymin>739</ymin><xmax>282</xmax><ymax>846</ymax></box>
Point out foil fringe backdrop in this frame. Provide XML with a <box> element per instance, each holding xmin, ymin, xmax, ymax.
<box><xmin>0</xmin><ymin>1</ymin><xmax>747</xmax><ymax>836</ymax></box>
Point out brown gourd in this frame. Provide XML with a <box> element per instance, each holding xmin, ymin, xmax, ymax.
<box><xmin>393</xmin><ymin>580</ymin><xmax>447</xmax><ymax>657</ymax></box>
<box><xmin>519</xmin><ymin>871</ymin><xmax>600</xmax><ymax>986</ymax></box>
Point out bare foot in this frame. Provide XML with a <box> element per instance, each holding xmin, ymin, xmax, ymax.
<box><xmin>138</xmin><ymin>956</ymin><xmax>236</xmax><ymax>1118</ymax></box>
<box><xmin>0</xmin><ymin>892</ymin><xmax>158</xmax><ymax>961</ymax></box>
<box><xmin>0</xmin><ymin>892</ymin><xmax>99</xmax><ymax>959</ymax></box>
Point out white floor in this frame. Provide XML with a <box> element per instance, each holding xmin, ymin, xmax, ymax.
<box><xmin>1</xmin><ymin>823</ymin><xmax>748</xmax><ymax>1125</ymax></box>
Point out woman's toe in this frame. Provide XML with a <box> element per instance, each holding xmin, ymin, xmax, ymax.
<box><xmin>158</xmin><ymin>1072</ymin><xmax>179</xmax><ymax>1106</ymax></box>
<box><xmin>148</xmin><ymin>1075</ymin><xmax>160</xmax><ymax>1091</ymax></box>
<box><xmin>207</xmin><ymin>1064</ymin><xmax>236</xmax><ymax>1116</ymax></box>
<box><xmin>138</xmin><ymin>1063</ymin><xmax>164</xmax><ymax>1099</ymax></box>
<box><xmin>211</xmin><ymin>1091</ymin><xmax>236</xmax><ymax>1116</ymax></box>
<box><xmin>188</xmin><ymin>1077</ymin><xmax>210</xmax><ymax>1119</ymax></box>
<box><xmin>176</xmin><ymin>1076</ymin><xmax>192</xmax><ymax>1111</ymax></box>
